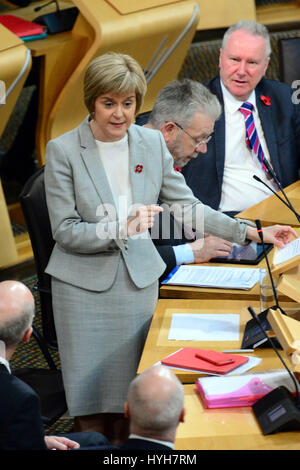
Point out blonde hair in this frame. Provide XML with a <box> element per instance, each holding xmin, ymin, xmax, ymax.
<box><xmin>84</xmin><ymin>52</ymin><xmax>147</xmax><ymax>115</ymax></box>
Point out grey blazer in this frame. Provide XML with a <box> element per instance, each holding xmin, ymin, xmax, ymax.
<box><xmin>45</xmin><ymin>118</ymin><xmax>251</xmax><ymax>292</ymax></box>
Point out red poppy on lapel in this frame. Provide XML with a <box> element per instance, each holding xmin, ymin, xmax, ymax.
<box><xmin>135</xmin><ymin>164</ymin><xmax>143</xmax><ymax>173</ymax></box>
<box><xmin>260</xmin><ymin>95</ymin><xmax>271</xmax><ymax>106</ymax></box>
<box><xmin>174</xmin><ymin>165</ymin><xmax>182</xmax><ymax>172</ymax></box>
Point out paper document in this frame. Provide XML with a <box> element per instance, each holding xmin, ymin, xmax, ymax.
<box><xmin>168</xmin><ymin>313</ymin><xmax>240</xmax><ymax>341</ymax></box>
<box><xmin>162</xmin><ymin>265</ymin><xmax>260</xmax><ymax>289</ymax></box>
<box><xmin>273</xmin><ymin>237</ymin><xmax>300</xmax><ymax>265</ymax></box>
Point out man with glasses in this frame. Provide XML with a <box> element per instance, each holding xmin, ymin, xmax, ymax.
<box><xmin>142</xmin><ymin>78</ymin><xmax>233</xmax><ymax>278</ymax></box>
<box><xmin>182</xmin><ymin>20</ymin><xmax>300</xmax><ymax>216</ymax></box>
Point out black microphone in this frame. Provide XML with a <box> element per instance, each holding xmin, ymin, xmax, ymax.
<box><xmin>248</xmin><ymin>305</ymin><xmax>300</xmax><ymax>434</ymax></box>
<box><xmin>255</xmin><ymin>219</ymin><xmax>281</xmax><ymax>311</ymax></box>
<box><xmin>33</xmin><ymin>1</ymin><xmax>78</xmax><ymax>34</ymax></box>
<box><xmin>253</xmin><ymin>174</ymin><xmax>300</xmax><ymax>223</ymax></box>
<box><xmin>241</xmin><ymin>219</ymin><xmax>286</xmax><ymax>349</ymax></box>
<box><xmin>34</xmin><ymin>0</ymin><xmax>59</xmax><ymax>13</ymax></box>
<box><xmin>262</xmin><ymin>158</ymin><xmax>280</xmax><ymax>184</ymax></box>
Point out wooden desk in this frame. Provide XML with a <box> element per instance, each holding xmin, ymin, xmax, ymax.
<box><xmin>10</xmin><ymin>0</ymin><xmax>199</xmax><ymax>167</ymax></box>
<box><xmin>0</xmin><ymin>24</ymin><xmax>31</xmax><ymax>268</ymax></box>
<box><xmin>5</xmin><ymin>1</ymin><xmax>89</xmax><ymax>163</ymax></box>
<box><xmin>175</xmin><ymin>384</ymin><xmax>300</xmax><ymax>450</ymax></box>
<box><xmin>237</xmin><ymin>180</ymin><xmax>300</xmax><ymax>227</ymax></box>
<box><xmin>195</xmin><ymin>0</ymin><xmax>255</xmax><ymax>30</ymax></box>
<box><xmin>137</xmin><ymin>298</ymin><xmax>300</xmax><ymax>383</ymax></box>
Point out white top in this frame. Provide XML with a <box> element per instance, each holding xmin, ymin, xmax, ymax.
<box><xmin>95</xmin><ymin>134</ymin><xmax>133</xmax><ymax>223</ymax></box>
<box><xmin>219</xmin><ymin>81</ymin><xmax>277</xmax><ymax>213</ymax></box>
<box><xmin>129</xmin><ymin>433</ymin><xmax>174</xmax><ymax>449</ymax></box>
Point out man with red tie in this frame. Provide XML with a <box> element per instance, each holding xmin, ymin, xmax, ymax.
<box><xmin>182</xmin><ymin>20</ymin><xmax>300</xmax><ymax>217</ymax></box>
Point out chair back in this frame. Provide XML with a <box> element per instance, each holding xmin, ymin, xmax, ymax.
<box><xmin>20</xmin><ymin>167</ymin><xmax>57</xmax><ymax>347</ymax></box>
<box><xmin>278</xmin><ymin>37</ymin><xmax>300</xmax><ymax>86</ymax></box>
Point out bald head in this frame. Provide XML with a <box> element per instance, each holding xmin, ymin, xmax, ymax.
<box><xmin>126</xmin><ymin>365</ymin><xmax>185</xmax><ymax>440</ymax></box>
<box><xmin>0</xmin><ymin>281</ymin><xmax>34</xmax><ymax>316</ymax></box>
<box><xmin>0</xmin><ymin>281</ymin><xmax>34</xmax><ymax>354</ymax></box>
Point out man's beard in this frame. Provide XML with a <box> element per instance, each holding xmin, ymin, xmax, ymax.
<box><xmin>168</xmin><ymin>137</ymin><xmax>192</xmax><ymax>168</ymax></box>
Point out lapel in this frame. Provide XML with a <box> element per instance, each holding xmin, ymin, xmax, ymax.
<box><xmin>127</xmin><ymin>125</ymin><xmax>146</xmax><ymax>205</ymax></box>
<box><xmin>210</xmin><ymin>76</ymin><xmax>226</xmax><ymax>193</ymax></box>
<box><xmin>0</xmin><ymin>363</ymin><xmax>9</xmax><ymax>374</ymax></box>
<box><xmin>78</xmin><ymin>120</ymin><xmax>147</xmax><ymax>212</ymax></box>
<box><xmin>78</xmin><ymin>117</ymin><xmax>116</xmax><ymax>208</ymax></box>
<box><xmin>255</xmin><ymin>80</ymin><xmax>281</xmax><ymax>181</ymax></box>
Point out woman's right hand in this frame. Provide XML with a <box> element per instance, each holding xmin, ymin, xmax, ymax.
<box><xmin>126</xmin><ymin>205</ymin><xmax>163</xmax><ymax>237</ymax></box>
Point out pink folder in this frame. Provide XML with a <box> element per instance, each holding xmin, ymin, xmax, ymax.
<box><xmin>196</xmin><ymin>370</ymin><xmax>295</xmax><ymax>408</ymax></box>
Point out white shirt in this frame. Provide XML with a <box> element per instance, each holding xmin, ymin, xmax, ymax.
<box><xmin>95</xmin><ymin>134</ymin><xmax>133</xmax><ymax>223</ymax></box>
<box><xmin>219</xmin><ymin>81</ymin><xmax>277</xmax><ymax>213</ymax></box>
<box><xmin>129</xmin><ymin>433</ymin><xmax>174</xmax><ymax>449</ymax></box>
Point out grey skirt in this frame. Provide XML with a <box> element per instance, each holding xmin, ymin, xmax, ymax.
<box><xmin>51</xmin><ymin>258</ymin><xmax>158</xmax><ymax>416</ymax></box>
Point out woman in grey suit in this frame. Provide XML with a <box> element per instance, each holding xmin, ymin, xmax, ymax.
<box><xmin>44</xmin><ymin>52</ymin><xmax>296</xmax><ymax>444</ymax></box>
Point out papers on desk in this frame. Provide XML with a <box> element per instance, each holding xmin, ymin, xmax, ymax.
<box><xmin>161</xmin><ymin>265</ymin><xmax>260</xmax><ymax>290</ymax></box>
<box><xmin>273</xmin><ymin>237</ymin><xmax>300</xmax><ymax>265</ymax></box>
<box><xmin>168</xmin><ymin>313</ymin><xmax>240</xmax><ymax>341</ymax></box>
<box><xmin>196</xmin><ymin>369</ymin><xmax>294</xmax><ymax>408</ymax></box>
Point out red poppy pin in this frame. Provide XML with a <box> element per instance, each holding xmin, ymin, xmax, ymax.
<box><xmin>260</xmin><ymin>95</ymin><xmax>271</xmax><ymax>106</ymax></box>
<box><xmin>135</xmin><ymin>164</ymin><xmax>143</xmax><ymax>173</ymax></box>
<box><xmin>174</xmin><ymin>165</ymin><xmax>182</xmax><ymax>172</ymax></box>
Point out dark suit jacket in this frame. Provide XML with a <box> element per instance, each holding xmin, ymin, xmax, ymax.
<box><xmin>0</xmin><ymin>364</ymin><xmax>110</xmax><ymax>450</ymax></box>
<box><xmin>0</xmin><ymin>363</ymin><xmax>47</xmax><ymax>450</ymax></box>
<box><xmin>182</xmin><ymin>76</ymin><xmax>300</xmax><ymax>211</ymax></box>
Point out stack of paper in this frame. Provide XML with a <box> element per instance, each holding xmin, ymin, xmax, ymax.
<box><xmin>162</xmin><ymin>265</ymin><xmax>260</xmax><ymax>289</ymax></box>
<box><xmin>273</xmin><ymin>237</ymin><xmax>300</xmax><ymax>265</ymax></box>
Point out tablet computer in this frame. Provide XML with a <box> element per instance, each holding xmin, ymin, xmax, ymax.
<box><xmin>210</xmin><ymin>242</ymin><xmax>273</xmax><ymax>265</ymax></box>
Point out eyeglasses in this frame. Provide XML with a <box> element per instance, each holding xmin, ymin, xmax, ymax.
<box><xmin>174</xmin><ymin>122</ymin><xmax>213</xmax><ymax>148</ymax></box>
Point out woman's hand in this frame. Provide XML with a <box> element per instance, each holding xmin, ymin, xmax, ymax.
<box><xmin>246</xmin><ymin>224</ymin><xmax>298</xmax><ymax>248</ymax></box>
<box><xmin>126</xmin><ymin>205</ymin><xmax>163</xmax><ymax>237</ymax></box>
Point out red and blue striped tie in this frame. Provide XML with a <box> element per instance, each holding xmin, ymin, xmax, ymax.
<box><xmin>239</xmin><ymin>101</ymin><xmax>269</xmax><ymax>174</ymax></box>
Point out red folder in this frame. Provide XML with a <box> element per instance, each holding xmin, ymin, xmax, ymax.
<box><xmin>161</xmin><ymin>348</ymin><xmax>249</xmax><ymax>374</ymax></box>
<box><xmin>0</xmin><ymin>14</ymin><xmax>46</xmax><ymax>38</ymax></box>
